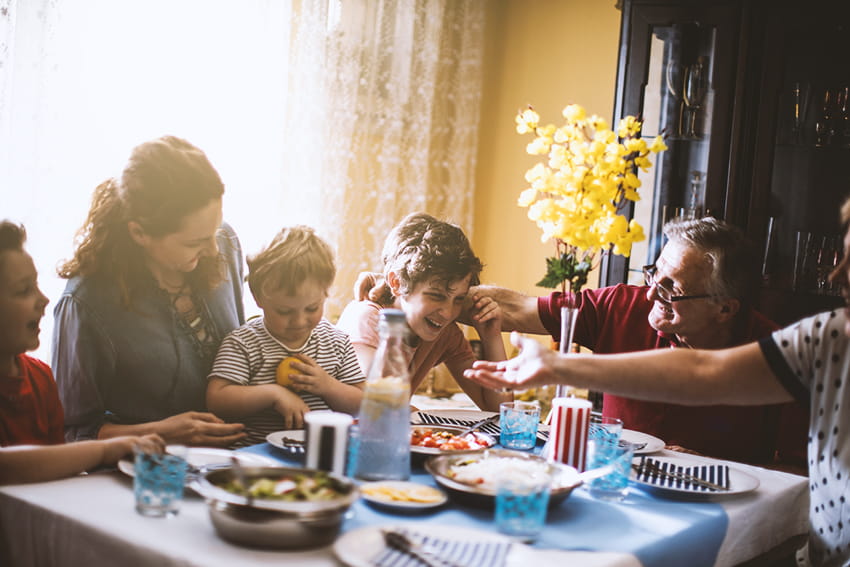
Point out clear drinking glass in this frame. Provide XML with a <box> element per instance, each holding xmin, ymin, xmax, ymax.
<box><xmin>587</xmin><ymin>441</ymin><xmax>635</xmax><ymax>502</ymax></box>
<box><xmin>495</xmin><ymin>470</ymin><xmax>551</xmax><ymax>541</ymax></box>
<box><xmin>683</xmin><ymin>57</ymin><xmax>709</xmax><ymax>138</ymax></box>
<box><xmin>499</xmin><ymin>401</ymin><xmax>540</xmax><ymax>450</ymax></box>
<box><xmin>133</xmin><ymin>445</ymin><xmax>187</xmax><ymax>517</ymax></box>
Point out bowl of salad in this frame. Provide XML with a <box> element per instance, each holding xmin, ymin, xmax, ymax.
<box><xmin>192</xmin><ymin>466</ymin><xmax>358</xmax><ymax>549</ymax></box>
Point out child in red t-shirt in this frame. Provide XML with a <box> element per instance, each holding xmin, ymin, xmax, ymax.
<box><xmin>0</xmin><ymin>220</ymin><xmax>164</xmax><ymax>485</ymax></box>
<box><xmin>0</xmin><ymin>220</ymin><xmax>63</xmax><ymax>446</ymax></box>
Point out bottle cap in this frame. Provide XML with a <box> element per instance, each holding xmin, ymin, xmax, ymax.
<box><xmin>379</xmin><ymin>308</ymin><xmax>406</xmax><ymax>323</ymax></box>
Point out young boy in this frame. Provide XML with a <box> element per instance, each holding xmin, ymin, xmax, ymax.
<box><xmin>0</xmin><ymin>219</ymin><xmax>164</xmax><ymax>484</ymax></box>
<box><xmin>337</xmin><ymin>212</ymin><xmax>511</xmax><ymax>412</ymax></box>
<box><xmin>206</xmin><ymin>226</ymin><xmax>364</xmax><ymax>446</ymax></box>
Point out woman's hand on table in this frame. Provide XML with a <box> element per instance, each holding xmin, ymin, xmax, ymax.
<box><xmin>156</xmin><ymin>411</ymin><xmax>246</xmax><ymax>447</ymax></box>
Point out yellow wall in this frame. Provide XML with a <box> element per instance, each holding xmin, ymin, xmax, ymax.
<box><xmin>474</xmin><ymin>0</ymin><xmax>622</xmax><ymax>296</ymax></box>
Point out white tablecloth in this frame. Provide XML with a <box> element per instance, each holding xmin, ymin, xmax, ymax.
<box><xmin>0</xmin><ymin>449</ymin><xmax>808</xmax><ymax>567</ymax></box>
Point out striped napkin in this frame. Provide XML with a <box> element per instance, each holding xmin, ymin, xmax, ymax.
<box><xmin>371</xmin><ymin>528</ymin><xmax>512</xmax><ymax>567</ymax></box>
<box><xmin>633</xmin><ymin>456</ymin><xmax>730</xmax><ymax>492</ymax></box>
<box><xmin>413</xmin><ymin>412</ymin><xmax>503</xmax><ymax>438</ymax></box>
<box><xmin>414</xmin><ymin>411</ymin><xmax>550</xmax><ymax>443</ymax></box>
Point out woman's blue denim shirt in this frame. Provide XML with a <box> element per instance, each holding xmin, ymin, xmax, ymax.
<box><xmin>52</xmin><ymin>224</ymin><xmax>245</xmax><ymax>441</ymax></box>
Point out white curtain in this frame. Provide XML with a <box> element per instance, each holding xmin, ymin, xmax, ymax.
<box><xmin>0</xmin><ymin>0</ymin><xmax>485</xmax><ymax>361</ymax></box>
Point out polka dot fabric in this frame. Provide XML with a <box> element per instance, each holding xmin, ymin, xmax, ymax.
<box><xmin>764</xmin><ymin>310</ymin><xmax>849</xmax><ymax>566</ymax></box>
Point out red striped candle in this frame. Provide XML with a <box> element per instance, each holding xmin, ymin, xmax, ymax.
<box><xmin>548</xmin><ymin>397</ymin><xmax>592</xmax><ymax>471</ymax></box>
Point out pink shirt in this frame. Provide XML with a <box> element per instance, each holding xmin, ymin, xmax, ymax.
<box><xmin>336</xmin><ymin>300</ymin><xmax>475</xmax><ymax>392</ymax></box>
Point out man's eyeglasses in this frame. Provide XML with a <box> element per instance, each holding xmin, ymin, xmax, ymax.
<box><xmin>642</xmin><ymin>264</ymin><xmax>713</xmax><ymax>303</ymax></box>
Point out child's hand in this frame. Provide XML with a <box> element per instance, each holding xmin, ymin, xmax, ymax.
<box><xmin>287</xmin><ymin>354</ymin><xmax>336</xmax><ymax>397</ymax></box>
<box><xmin>103</xmin><ymin>434</ymin><xmax>165</xmax><ymax>466</ymax></box>
<box><xmin>272</xmin><ymin>388</ymin><xmax>310</xmax><ymax>429</ymax></box>
<box><xmin>469</xmin><ymin>295</ymin><xmax>503</xmax><ymax>338</ymax></box>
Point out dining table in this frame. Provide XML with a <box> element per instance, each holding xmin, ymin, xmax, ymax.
<box><xmin>0</xmin><ymin>415</ymin><xmax>809</xmax><ymax>567</ymax></box>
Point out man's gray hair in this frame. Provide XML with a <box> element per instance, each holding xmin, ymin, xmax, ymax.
<box><xmin>663</xmin><ymin>216</ymin><xmax>759</xmax><ymax>306</ymax></box>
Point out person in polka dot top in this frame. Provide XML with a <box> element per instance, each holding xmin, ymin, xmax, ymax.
<box><xmin>465</xmin><ymin>197</ymin><xmax>850</xmax><ymax>566</ymax></box>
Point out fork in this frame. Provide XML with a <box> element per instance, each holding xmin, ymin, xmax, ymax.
<box><xmin>381</xmin><ymin>530</ymin><xmax>463</xmax><ymax>567</ymax></box>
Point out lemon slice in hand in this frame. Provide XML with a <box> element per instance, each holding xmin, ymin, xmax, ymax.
<box><xmin>276</xmin><ymin>356</ymin><xmax>300</xmax><ymax>387</ymax></box>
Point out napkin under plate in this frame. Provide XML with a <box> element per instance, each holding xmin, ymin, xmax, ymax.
<box><xmin>371</xmin><ymin>528</ymin><xmax>512</xmax><ymax>567</ymax></box>
<box><xmin>633</xmin><ymin>456</ymin><xmax>729</xmax><ymax>492</ymax></box>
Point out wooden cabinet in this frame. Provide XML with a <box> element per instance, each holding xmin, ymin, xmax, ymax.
<box><xmin>604</xmin><ymin>0</ymin><xmax>848</xmax><ymax>325</ymax></box>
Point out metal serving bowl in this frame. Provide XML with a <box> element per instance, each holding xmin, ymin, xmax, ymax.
<box><xmin>424</xmin><ymin>448</ymin><xmax>582</xmax><ymax>507</ymax></box>
<box><xmin>192</xmin><ymin>465</ymin><xmax>358</xmax><ymax>549</ymax></box>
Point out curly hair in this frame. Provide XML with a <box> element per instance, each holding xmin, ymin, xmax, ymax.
<box><xmin>58</xmin><ymin>136</ymin><xmax>225</xmax><ymax>307</ymax></box>
<box><xmin>372</xmin><ymin>213</ymin><xmax>482</xmax><ymax>306</ymax></box>
<box><xmin>663</xmin><ymin>216</ymin><xmax>759</xmax><ymax>307</ymax></box>
<box><xmin>247</xmin><ymin>226</ymin><xmax>336</xmax><ymax>300</ymax></box>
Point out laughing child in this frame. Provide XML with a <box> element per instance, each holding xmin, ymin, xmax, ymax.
<box><xmin>337</xmin><ymin>213</ymin><xmax>511</xmax><ymax>411</ymax></box>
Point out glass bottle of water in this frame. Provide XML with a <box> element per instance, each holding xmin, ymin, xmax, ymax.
<box><xmin>354</xmin><ymin>309</ymin><xmax>411</xmax><ymax>481</ymax></box>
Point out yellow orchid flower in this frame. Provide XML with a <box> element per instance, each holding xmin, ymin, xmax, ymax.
<box><xmin>515</xmin><ymin>107</ymin><xmax>540</xmax><ymax>134</ymax></box>
<box><xmin>562</xmin><ymin>104</ymin><xmax>586</xmax><ymax>122</ymax></box>
<box><xmin>650</xmin><ymin>135</ymin><xmax>668</xmax><ymax>153</ymax></box>
<box><xmin>517</xmin><ymin>103</ymin><xmax>666</xmax><ymax>294</ymax></box>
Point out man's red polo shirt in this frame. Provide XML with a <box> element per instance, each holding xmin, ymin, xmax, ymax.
<box><xmin>537</xmin><ymin>284</ymin><xmax>793</xmax><ymax>464</ymax></box>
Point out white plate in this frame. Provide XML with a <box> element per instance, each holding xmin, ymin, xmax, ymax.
<box><xmin>360</xmin><ymin>481</ymin><xmax>448</xmax><ymax>511</ymax></box>
<box><xmin>629</xmin><ymin>454</ymin><xmax>760</xmax><ymax>499</ymax></box>
<box><xmin>333</xmin><ymin>524</ymin><xmax>514</xmax><ymax>567</ymax></box>
<box><xmin>265</xmin><ymin>430</ymin><xmax>306</xmax><ymax>457</ymax></box>
<box><xmin>117</xmin><ymin>446</ymin><xmax>277</xmax><ymax>481</ymax></box>
<box><xmin>621</xmin><ymin>429</ymin><xmax>665</xmax><ymax>454</ymax></box>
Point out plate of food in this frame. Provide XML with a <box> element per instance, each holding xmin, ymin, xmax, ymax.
<box><xmin>360</xmin><ymin>481</ymin><xmax>447</xmax><ymax>511</ymax></box>
<box><xmin>413</xmin><ymin>409</ymin><xmax>552</xmax><ymax>444</ymax></box>
<box><xmin>192</xmin><ymin>465</ymin><xmax>358</xmax><ymax>549</ymax></box>
<box><xmin>410</xmin><ymin>424</ymin><xmax>495</xmax><ymax>457</ymax></box>
<box><xmin>266</xmin><ymin>430</ymin><xmax>306</xmax><ymax>458</ymax></box>
<box><xmin>425</xmin><ymin>448</ymin><xmax>582</xmax><ymax>507</ymax></box>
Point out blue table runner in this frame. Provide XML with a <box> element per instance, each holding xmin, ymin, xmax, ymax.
<box><xmin>239</xmin><ymin>442</ymin><xmax>728</xmax><ymax>567</ymax></box>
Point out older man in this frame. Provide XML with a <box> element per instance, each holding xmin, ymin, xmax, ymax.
<box><xmin>464</xmin><ymin>200</ymin><xmax>850</xmax><ymax>566</ymax></box>
<box><xmin>471</xmin><ymin>217</ymin><xmax>803</xmax><ymax>464</ymax></box>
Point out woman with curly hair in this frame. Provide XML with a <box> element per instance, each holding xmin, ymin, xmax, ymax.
<box><xmin>53</xmin><ymin>136</ymin><xmax>246</xmax><ymax>447</ymax></box>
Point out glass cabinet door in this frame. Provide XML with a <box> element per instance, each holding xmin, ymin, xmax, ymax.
<box><xmin>603</xmin><ymin>2</ymin><xmax>740</xmax><ymax>287</ymax></box>
<box><xmin>752</xmin><ymin>3</ymin><xmax>848</xmax><ymax>323</ymax></box>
